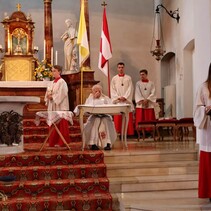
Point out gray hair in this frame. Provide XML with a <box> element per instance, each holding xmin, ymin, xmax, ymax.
<box><xmin>92</xmin><ymin>84</ymin><xmax>102</xmax><ymax>92</ymax></box>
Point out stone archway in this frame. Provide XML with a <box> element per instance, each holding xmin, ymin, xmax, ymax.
<box><xmin>160</xmin><ymin>52</ymin><xmax>176</xmax><ymax>118</ymax></box>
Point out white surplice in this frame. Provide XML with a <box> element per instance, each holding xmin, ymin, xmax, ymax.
<box><xmin>110</xmin><ymin>74</ymin><xmax>134</xmax><ymax>110</ymax></box>
<box><xmin>80</xmin><ymin>94</ymin><xmax>117</xmax><ymax>148</ymax></box>
<box><xmin>193</xmin><ymin>82</ymin><xmax>211</xmax><ymax>152</ymax></box>
<box><xmin>135</xmin><ymin>80</ymin><xmax>157</xmax><ymax>108</ymax></box>
<box><xmin>44</xmin><ymin>78</ymin><xmax>69</xmax><ymax>111</ymax></box>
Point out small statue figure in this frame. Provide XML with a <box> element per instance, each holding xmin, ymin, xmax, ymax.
<box><xmin>61</xmin><ymin>19</ymin><xmax>78</xmax><ymax>73</ymax></box>
<box><xmin>4</xmin><ymin>12</ymin><xmax>9</xmax><ymax>20</ymax></box>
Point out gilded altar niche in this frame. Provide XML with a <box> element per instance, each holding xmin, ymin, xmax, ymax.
<box><xmin>0</xmin><ymin>4</ymin><xmax>36</xmax><ymax>81</ymax></box>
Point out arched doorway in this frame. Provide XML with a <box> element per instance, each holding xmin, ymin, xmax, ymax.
<box><xmin>160</xmin><ymin>52</ymin><xmax>176</xmax><ymax>118</ymax></box>
<box><xmin>183</xmin><ymin>39</ymin><xmax>194</xmax><ymax>117</ymax></box>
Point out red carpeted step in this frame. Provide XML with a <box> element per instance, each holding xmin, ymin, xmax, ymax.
<box><xmin>0</xmin><ymin>163</ymin><xmax>107</xmax><ymax>180</ymax></box>
<box><xmin>0</xmin><ymin>117</ymin><xmax>113</xmax><ymax>210</ymax></box>
<box><xmin>0</xmin><ymin>150</ymin><xmax>105</xmax><ymax>167</ymax></box>
<box><xmin>23</xmin><ymin>133</ymin><xmax>82</xmax><ymax>143</ymax></box>
<box><xmin>23</xmin><ymin>118</ymin><xmax>48</xmax><ymax>127</ymax></box>
<box><xmin>0</xmin><ymin>177</ymin><xmax>110</xmax><ymax>197</ymax></box>
<box><xmin>23</xmin><ymin>118</ymin><xmax>82</xmax><ymax>143</ymax></box>
<box><xmin>23</xmin><ymin>125</ymin><xmax>81</xmax><ymax>136</ymax></box>
<box><xmin>0</xmin><ymin>193</ymin><xmax>112</xmax><ymax>211</ymax></box>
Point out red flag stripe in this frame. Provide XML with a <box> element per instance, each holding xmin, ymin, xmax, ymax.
<box><xmin>98</xmin><ymin>7</ymin><xmax>112</xmax><ymax>76</ymax></box>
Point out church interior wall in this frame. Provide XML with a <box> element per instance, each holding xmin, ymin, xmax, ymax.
<box><xmin>0</xmin><ymin>0</ymin><xmax>159</xmax><ymax>97</ymax></box>
<box><xmin>1</xmin><ymin>0</ymin><xmax>211</xmax><ymax>118</ymax></box>
<box><xmin>162</xmin><ymin>0</ymin><xmax>211</xmax><ymax>118</ymax></box>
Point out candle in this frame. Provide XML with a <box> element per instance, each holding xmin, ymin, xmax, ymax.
<box><xmin>43</xmin><ymin>40</ymin><xmax>46</xmax><ymax>60</ymax></box>
<box><xmin>8</xmin><ymin>31</ymin><xmax>10</xmax><ymax>54</ymax></box>
<box><xmin>55</xmin><ymin>50</ymin><xmax>58</xmax><ymax>65</ymax></box>
<box><xmin>51</xmin><ymin>47</ymin><xmax>54</xmax><ymax>65</ymax></box>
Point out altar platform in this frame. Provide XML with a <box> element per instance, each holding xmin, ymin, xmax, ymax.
<box><xmin>0</xmin><ymin>81</ymin><xmax>50</xmax><ymax>117</ymax></box>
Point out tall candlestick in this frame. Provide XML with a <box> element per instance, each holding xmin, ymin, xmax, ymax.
<box><xmin>55</xmin><ymin>50</ymin><xmax>58</xmax><ymax>65</ymax></box>
<box><xmin>43</xmin><ymin>40</ymin><xmax>46</xmax><ymax>60</ymax></box>
<box><xmin>51</xmin><ymin>47</ymin><xmax>54</xmax><ymax>65</ymax></box>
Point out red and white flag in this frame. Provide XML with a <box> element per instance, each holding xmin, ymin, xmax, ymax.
<box><xmin>98</xmin><ymin>7</ymin><xmax>112</xmax><ymax>76</ymax></box>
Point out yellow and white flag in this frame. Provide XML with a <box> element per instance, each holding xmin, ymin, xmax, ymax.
<box><xmin>77</xmin><ymin>0</ymin><xmax>89</xmax><ymax>67</ymax></box>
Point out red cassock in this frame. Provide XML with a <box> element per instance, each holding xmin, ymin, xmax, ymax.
<box><xmin>113</xmin><ymin>112</ymin><xmax>134</xmax><ymax>135</ymax></box>
<box><xmin>135</xmin><ymin>108</ymin><xmax>156</xmax><ymax>131</ymax></box>
<box><xmin>198</xmin><ymin>151</ymin><xmax>211</xmax><ymax>198</ymax></box>
<box><xmin>48</xmin><ymin>119</ymin><xmax>70</xmax><ymax>147</ymax></box>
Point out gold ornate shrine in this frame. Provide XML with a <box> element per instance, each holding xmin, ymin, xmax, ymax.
<box><xmin>0</xmin><ymin>4</ymin><xmax>36</xmax><ymax>81</ymax></box>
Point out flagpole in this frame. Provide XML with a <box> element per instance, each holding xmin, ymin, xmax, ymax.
<box><xmin>102</xmin><ymin>1</ymin><xmax>110</xmax><ymax>97</ymax></box>
<box><xmin>100</xmin><ymin>1</ymin><xmax>112</xmax><ymax>97</ymax></box>
<box><xmin>77</xmin><ymin>0</ymin><xmax>89</xmax><ymax>104</ymax></box>
<box><xmin>80</xmin><ymin>68</ymin><xmax>83</xmax><ymax>104</ymax></box>
<box><xmin>107</xmin><ymin>62</ymin><xmax>111</xmax><ymax>97</ymax></box>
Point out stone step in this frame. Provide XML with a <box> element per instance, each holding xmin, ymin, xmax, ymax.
<box><xmin>106</xmin><ymin>160</ymin><xmax>198</xmax><ymax>177</ymax></box>
<box><xmin>105</xmin><ymin>139</ymin><xmax>198</xmax><ymax>163</ymax></box>
<box><xmin>119</xmin><ymin>189</ymin><xmax>208</xmax><ymax>211</ymax></box>
<box><xmin>109</xmin><ymin>174</ymin><xmax>198</xmax><ymax>193</ymax></box>
<box><xmin>104</xmin><ymin>150</ymin><xmax>197</xmax><ymax>164</ymax></box>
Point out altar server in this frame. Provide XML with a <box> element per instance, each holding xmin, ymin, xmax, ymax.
<box><xmin>194</xmin><ymin>63</ymin><xmax>211</xmax><ymax>201</ymax></box>
<box><xmin>74</xmin><ymin>84</ymin><xmax>117</xmax><ymax>150</ymax></box>
<box><xmin>135</xmin><ymin>69</ymin><xmax>157</xmax><ymax>131</ymax></box>
<box><xmin>110</xmin><ymin>62</ymin><xmax>134</xmax><ymax>135</ymax></box>
<box><xmin>44</xmin><ymin>65</ymin><xmax>70</xmax><ymax>147</ymax></box>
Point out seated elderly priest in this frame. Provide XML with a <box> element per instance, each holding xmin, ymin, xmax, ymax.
<box><xmin>74</xmin><ymin>84</ymin><xmax>117</xmax><ymax>150</ymax></box>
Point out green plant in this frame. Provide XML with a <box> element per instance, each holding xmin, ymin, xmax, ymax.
<box><xmin>0</xmin><ymin>110</ymin><xmax>22</xmax><ymax>146</ymax></box>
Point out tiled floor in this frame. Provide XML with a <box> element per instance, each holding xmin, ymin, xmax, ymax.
<box><xmin>103</xmin><ymin>136</ymin><xmax>211</xmax><ymax>211</ymax></box>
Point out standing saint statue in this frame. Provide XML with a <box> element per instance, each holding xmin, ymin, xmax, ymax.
<box><xmin>61</xmin><ymin>19</ymin><xmax>78</xmax><ymax>73</ymax></box>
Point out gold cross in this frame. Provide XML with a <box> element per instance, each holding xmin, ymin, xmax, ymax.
<box><xmin>16</xmin><ymin>3</ymin><xmax>21</xmax><ymax>11</ymax></box>
<box><xmin>101</xmin><ymin>1</ymin><xmax>107</xmax><ymax>7</ymax></box>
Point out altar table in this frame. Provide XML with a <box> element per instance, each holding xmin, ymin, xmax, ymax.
<box><xmin>0</xmin><ymin>96</ymin><xmax>40</xmax><ymax>155</ymax></box>
<box><xmin>35</xmin><ymin>111</ymin><xmax>74</xmax><ymax>151</ymax></box>
<box><xmin>77</xmin><ymin>104</ymin><xmax>131</xmax><ymax>150</ymax></box>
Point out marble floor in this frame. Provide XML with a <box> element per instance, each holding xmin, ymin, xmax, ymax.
<box><xmin>103</xmin><ymin>136</ymin><xmax>211</xmax><ymax>211</ymax></box>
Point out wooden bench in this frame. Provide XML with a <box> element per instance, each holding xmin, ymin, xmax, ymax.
<box><xmin>156</xmin><ymin>119</ymin><xmax>178</xmax><ymax>141</ymax></box>
<box><xmin>176</xmin><ymin>118</ymin><xmax>196</xmax><ymax>141</ymax></box>
<box><xmin>136</xmin><ymin>121</ymin><xmax>157</xmax><ymax>141</ymax></box>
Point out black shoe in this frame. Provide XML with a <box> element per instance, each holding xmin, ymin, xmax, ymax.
<box><xmin>104</xmin><ymin>143</ymin><xmax>111</xmax><ymax>151</ymax></box>
<box><xmin>209</xmin><ymin>198</ymin><xmax>211</xmax><ymax>202</ymax></box>
<box><xmin>91</xmin><ymin>144</ymin><xmax>99</xmax><ymax>150</ymax></box>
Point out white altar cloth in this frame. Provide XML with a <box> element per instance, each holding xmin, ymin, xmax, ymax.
<box><xmin>77</xmin><ymin>104</ymin><xmax>131</xmax><ymax>150</ymax></box>
<box><xmin>35</xmin><ymin>111</ymin><xmax>74</xmax><ymax>151</ymax></box>
<box><xmin>0</xmin><ymin>96</ymin><xmax>40</xmax><ymax>155</ymax></box>
<box><xmin>35</xmin><ymin>111</ymin><xmax>74</xmax><ymax>126</ymax></box>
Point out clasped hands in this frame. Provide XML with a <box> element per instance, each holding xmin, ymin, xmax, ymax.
<box><xmin>47</xmin><ymin>92</ymin><xmax>53</xmax><ymax>101</ymax></box>
<box><xmin>205</xmin><ymin>105</ymin><xmax>211</xmax><ymax>115</ymax></box>
<box><xmin>138</xmin><ymin>99</ymin><xmax>149</xmax><ymax>108</ymax></box>
<box><xmin>116</xmin><ymin>97</ymin><xmax>127</xmax><ymax>103</ymax></box>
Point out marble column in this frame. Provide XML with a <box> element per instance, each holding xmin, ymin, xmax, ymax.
<box><xmin>43</xmin><ymin>0</ymin><xmax>53</xmax><ymax>63</ymax></box>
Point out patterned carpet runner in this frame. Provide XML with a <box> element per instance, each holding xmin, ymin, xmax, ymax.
<box><xmin>0</xmin><ymin>118</ymin><xmax>112</xmax><ymax>211</ymax></box>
